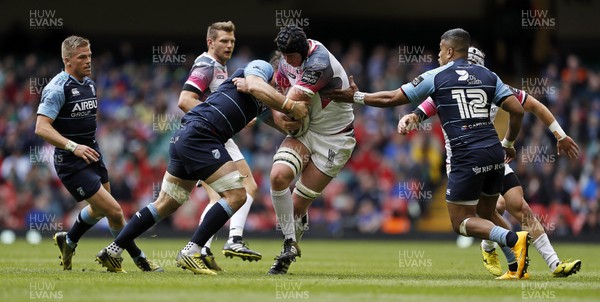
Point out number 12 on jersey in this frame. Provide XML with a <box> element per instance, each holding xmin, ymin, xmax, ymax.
<box><xmin>451</xmin><ymin>88</ymin><xmax>488</xmax><ymax>119</ymax></box>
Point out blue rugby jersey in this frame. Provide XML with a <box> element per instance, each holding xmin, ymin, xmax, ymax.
<box><xmin>183</xmin><ymin>60</ymin><xmax>273</xmax><ymax>142</ymax></box>
<box><xmin>401</xmin><ymin>58</ymin><xmax>512</xmax><ymax>151</ymax></box>
<box><xmin>37</xmin><ymin>71</ymin><xmax>99</xmax><ymax>167</ymax></box>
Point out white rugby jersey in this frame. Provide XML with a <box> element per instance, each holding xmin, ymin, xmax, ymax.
<box><xmin>276</xmin><ymin>39</ymin><xmax>354</xmax><ymax>135</ymax></box>
<box><xmin>182</xmin><ymin>53</ymin><xmax>228</xmax><ymax>102</ymax></box>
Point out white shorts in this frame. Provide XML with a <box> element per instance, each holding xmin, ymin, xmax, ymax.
<box><xmin>295</xmin><ymin>129</ymin><xmax>356</xmax><ymax>178</ymax></box>
<box><xmin>225</xmin><ymin>138</ymin><xmax>244</xmax><ymax>162</ymax></box>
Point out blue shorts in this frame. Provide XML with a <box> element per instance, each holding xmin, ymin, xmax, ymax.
<box><xmin>446</xmin><ymin>144</ymin><xmax>505</xmax><ymax>203</ymax></box>
<box><xmin>56</xmin><ymin>158</ymin><xmax>108</xmax><ymax>202</ymax></box>
<box><xmin>167</xmin><ymin>120</ymin><xmax>232</xmax><ymax>181</ymax></box>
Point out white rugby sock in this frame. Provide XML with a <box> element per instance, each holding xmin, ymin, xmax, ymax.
<box><xmin>182</xmin><ymin>242</ymin><xmax>201</xmax><ymax>255</ymax></box>
<box><xmin>229</xmin><ymin>193</ymin><xmax>253</xmax><ymax>239</ymax></box>
<box><xmin>532</xmin><ymin>233</ymin><xmax>560</xmax><ymax>271</ymax></box>
<box><xmin>107</xmin><ymin>242</ymin><xmax>124</xmax><ymax>257</ymax></box>
<box><xmin>271</xmin><ymin>188</ymin><xmax>296</xmax><ymax>241</ymax></box>
<box><xmin>481</xmin><ymin>239</ymin><xmax>496</xmax><ymax>252</ymax></box>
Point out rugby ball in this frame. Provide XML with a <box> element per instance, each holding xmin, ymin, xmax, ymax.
<box><xmin>287</xmin><ymin>116</ymin><xmax>310</xmax><ymax>137</ymax></box>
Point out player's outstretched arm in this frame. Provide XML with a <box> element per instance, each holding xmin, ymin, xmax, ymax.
<box><xmin>523</xmin><ymin>95</ymin><xmax>580</xmax><ymax>158</ymax></box>
<box><xmin>35</xmin><ymin>115</ymin><xmax>100</xmax><ymax>164</ymax></box>
<box><xmin>499</xmin><ymin>95</ymin><xmax>524</xmax><ymax>163</ymax></box>
<box><xmin>328</xmin><ymin>76</ymin><xmax>411</xmax><ymax>107</ymax></box>
<box><xmin>245</xmin><ymin>75</ymin><xmax>308</xmax><ymax>120</ymax></box>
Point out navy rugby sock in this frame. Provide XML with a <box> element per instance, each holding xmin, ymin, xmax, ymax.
<box><xmin>67</xmin><ymin>206</ymin><xmax>100</xmax><ymax>247</ymax></box>
<box><xmin>190</xmin><ymin>199</ymin><xmax>234</xmax><ymax>247</ymax></box>
<box><xmin>110</xmin><ymin>228</ymin><xmax>142</xmax><ymax>259</ymax></box>
<box><xmin>114</xmin><ymin>206</ymin><xmax>160</xmax><ymax>251</ymax></box>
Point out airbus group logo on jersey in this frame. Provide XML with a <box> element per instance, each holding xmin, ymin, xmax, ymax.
<box><xmin>71</xmin><ymin>98</ymin><xmax>97</xmax><ymax>117</ymax></box>
<box><xmin>456</xmin><ymin>70</ymin><xmax>482</xmax><ymax>85</ymax></box>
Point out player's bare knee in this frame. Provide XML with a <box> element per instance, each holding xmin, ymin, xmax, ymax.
<box><xmin>224</xmin><ymin>188</ymin><xmax>247</xmax><ymax>210</ymax></box>
<box><xmin>270</xmin><ymin>170</ymin><xmax>293</xmax><ymax>191</ymax></box>
<box><xmin>104</xmin><ymin>205</ymin><xmax>124</xmax><ymax>222</ymax></box>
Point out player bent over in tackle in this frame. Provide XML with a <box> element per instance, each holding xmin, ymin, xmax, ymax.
<box><xmin>329</xmin><ymin>28</ymin><xmax>532</xmax><ymax>279</ymax></box>
<box><xmin>36</xmin><ymin>36</ymin><xmax>162</xmax><ymax>272</ymax></box>
<box><xmin>178</xmin><ymin>21</ymin><xmax>261</xmax><ymax>268</ymax></box>
<box><xmin>398</xmin><ymin>47</ymin><xmax>581</xmax><ymax>278</ymax></box>
<box><xmin>95</xmin><ymin>59</ymin><xmax>307</xmax><ymax>273</ymax></box>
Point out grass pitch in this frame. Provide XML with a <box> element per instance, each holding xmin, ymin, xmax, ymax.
<box><xmin>0</xmin><ymin>236</ymin><xmax>598</xmax><ymax>302</ymax></box>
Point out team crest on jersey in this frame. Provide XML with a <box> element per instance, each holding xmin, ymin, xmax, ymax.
<box><xmin>71</xmin><ymin>88</ymin><xmax>80</xmax><ymax>96</ymax></box>
<box><xmin>301</xmin><ymin>70</ymin><xmax>322</xmax><ymax>85</ymax></box>
<box><xmin>411</xmin><ymin>76</ymin><xmax>424</xmax><ymax>87</ymax></box>
<box><xmin>212</xmin><ymin>149</ymin><xmax>221</xmax><ymax>159</ymax></box>
<box><xmin>326</xmin><ymin>149</ymin><xmax>336</xmax><ymax>168</ymax></box>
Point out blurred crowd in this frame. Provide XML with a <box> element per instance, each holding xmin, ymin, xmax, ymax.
<box><xmin>0</xmin><ymin>40</ymin><xmax>598</xmax><ymax>238</ymax></box>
